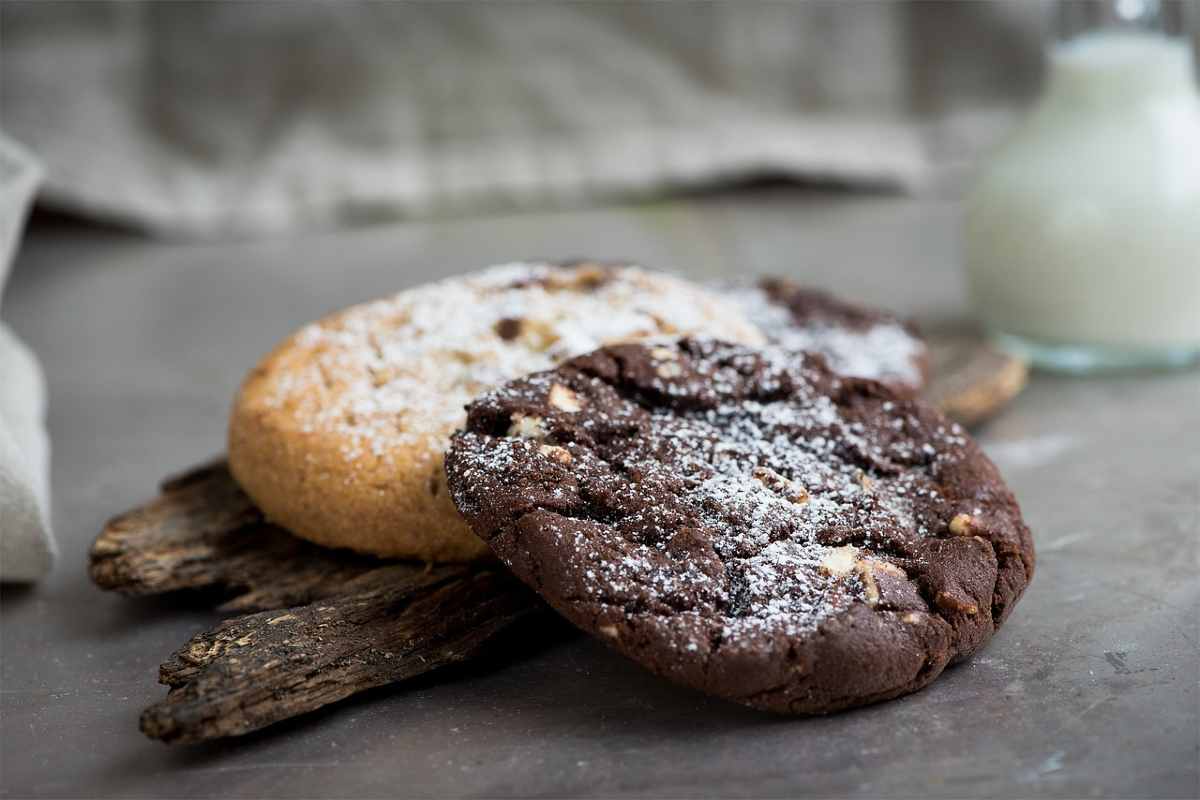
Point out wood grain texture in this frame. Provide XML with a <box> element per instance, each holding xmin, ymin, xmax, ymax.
<box><xmin>141</xmin><ymin>565</ymin><xmax>538</xmax><ymax>744</ymax></box>
<box><xmin>90</xmin><ymin>462</ymin><xmax>383</xmax><ymax>614</ymax></box>
<box><xmin>91</xmin><ymin>464</ymin><xmax>542</xmax><ymax>744</ymax></box>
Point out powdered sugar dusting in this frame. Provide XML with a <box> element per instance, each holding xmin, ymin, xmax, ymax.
<box><xmin>730</xmin><ymin>286</ymin><xmax>923</xmax><ymax>387</ymax></box>
<box><xmin>452</xmin><ymin>340</ymin><xmax>970</xmax><ymax>645</ymax></box>
<box><xmin>255</xmin><ymin>263</ymin><xmax>764</xmax><ymax>470</ymax></box>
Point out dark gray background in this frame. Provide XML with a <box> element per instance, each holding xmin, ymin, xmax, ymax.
<box><xmin>2</xmin><ymin>191</ymin><xmax>1197</xmax><ymax>798</ymax></box>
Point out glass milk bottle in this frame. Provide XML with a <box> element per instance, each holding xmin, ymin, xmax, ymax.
<box><xmin>966</xmin><ymin>0</ymin><xmax>1200</xmax><ymax>372</ymax></box>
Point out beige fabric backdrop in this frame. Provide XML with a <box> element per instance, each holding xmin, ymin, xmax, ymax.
<box><xmin>1</xmin><ymin>1</ymin><xmax>1187</xmax><ymax>237</ymax></box>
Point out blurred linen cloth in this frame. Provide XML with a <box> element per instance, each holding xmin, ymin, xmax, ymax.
<box><xmin>0</xmin><ymin>134</ymin><xmax>54</xmax><ymax>581</ymax></box>
<box><xmin>0</xmin><ymin>2</ymin><xmax>1046</xmax><ymax>237</ymax></box>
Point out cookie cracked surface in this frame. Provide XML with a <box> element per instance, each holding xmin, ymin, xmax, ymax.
<box><xmin>446</xmin><ymin>339</ymin><xmax>1033</xmax><ymax>713</ymax></box>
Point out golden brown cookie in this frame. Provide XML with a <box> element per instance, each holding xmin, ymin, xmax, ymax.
<box><xmin>229</xmin><ymin>262</ymin><xmax>765</xmax><ymax>561</ymax></box>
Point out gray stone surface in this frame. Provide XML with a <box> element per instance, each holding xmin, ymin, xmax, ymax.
<box><xmin>1</xmin><ymin>191</ymin><xmax>1197</xmax><ymax>798</ymax></box>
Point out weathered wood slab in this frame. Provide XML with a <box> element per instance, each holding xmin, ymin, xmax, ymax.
<box><xmin>142</xmin><ymin>565</ymin><xmax>538</xmax><ymax>744</ymax></box>
<box><xmin>91</xmin><ymin>464</ymin><xmax>543</xmax><ymax>744</ymax></box>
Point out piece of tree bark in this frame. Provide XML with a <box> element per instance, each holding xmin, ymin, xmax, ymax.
<box><xmin>142</xmin><ymin>565</ymin><xmax>539</xmax><ymax>744</ymax></box>
<box><xmin>92</xmin><ymin>463</ymin><xmax>544</xmax><ymax>744</ymax></box>
<box><xmin>90</xmin><ymin>462</ymin><xmax>384</xmax><ymax>613</ymax></box>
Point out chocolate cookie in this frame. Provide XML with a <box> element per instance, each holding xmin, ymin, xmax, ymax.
<box><xmin>731</xmin><ymin>278</ymin><xmax>930</xmax><ymax>393</ymax></box>
<box><xmin>446</xmin><ymin>339</ymin><xmax>1033</xmax><ymax>714</ymax></box>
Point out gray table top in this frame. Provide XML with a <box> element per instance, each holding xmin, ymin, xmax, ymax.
<box><xmin>2</xmin><ymin>191</ymin><xmax>1197</xmax><ymax>799</ymax></box>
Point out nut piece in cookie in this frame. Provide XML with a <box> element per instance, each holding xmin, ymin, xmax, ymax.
<box><xmin>446</xmin><ymin>339</ymin><xmax>1034</xmax><ymax>714</ymax></box>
